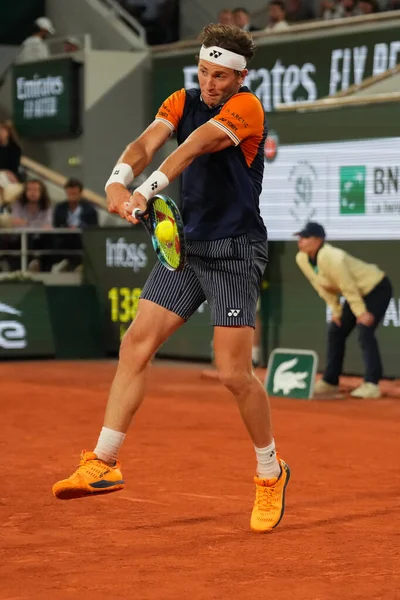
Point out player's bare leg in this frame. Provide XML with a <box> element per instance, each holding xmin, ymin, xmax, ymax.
<box><xmin>213</xmin><ymin>326</ymin><xmax>272</xmax><ymax>446</ymax></box>
<box><xmin>213</xmin><ymin>326</ymin><xmax>290</xmax><ymax>532</ymax></box>
<box><xmin>202</xmin><ymin>310</ymin><xmax>262</xmax><ymax>380</ymax></box>
<box><xmin>252</xmin><ymin>311</ymin><xmax>262</xmax><ymax>367</ymax></box>
<box><xmin>52</xmin><ymin>300</ymin><xmax>184</xmax><ymax>499</ymax></box>
<box><xmin>103</xmin><ymin>300</ymin><xmax>184</xmax><ymax>433</ymax></box>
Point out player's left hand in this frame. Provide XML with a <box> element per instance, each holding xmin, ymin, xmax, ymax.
<box><xmin>124</xmin><ymin>191</ymin><xmax>147</xmax><ymax>225</ymax></box>
<box><xmin>106</xmin><ymin>183</ymin><xmax>131</xmax><ymax>219</ymax></box>
<box><xmin>357</xmin><ymin>311</ymin><xmax>375</xmax><ymax>326</ymax></box>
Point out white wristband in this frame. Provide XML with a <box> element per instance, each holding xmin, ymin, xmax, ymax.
<box><xmin>134</xmin><ymin>170</ymin><xmax>170</xmax><ymax>201</ymax></box>
<box><xmin>105</xmin><ymin>163</ymin><xmax>134</xmax><ymax>191</ymax></box>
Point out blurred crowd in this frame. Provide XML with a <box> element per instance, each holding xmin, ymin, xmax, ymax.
<box><xmin>115</xmin><ymin>0</ymin><xmax>400</xmax><ymax>44</ymax></box>
<box><xmin>217</xmin><ymin>0</ymin><xmax>400</xmax><ymax>33</ymax></box>
<box><xmin>0</xmin><ymin>120</ymin><xmax>98</xmax><ymax>274</ymax></box>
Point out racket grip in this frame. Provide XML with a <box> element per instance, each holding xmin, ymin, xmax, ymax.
<box><xmin>132</xmin><ymin>207</ymin><xmax>142</xmax><ymax>219</ymax></box>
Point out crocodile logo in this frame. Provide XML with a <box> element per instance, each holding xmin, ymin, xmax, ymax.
<box><xmin>273</xmin><ymin>358</ymin><xmax>308</xmax><ymax>395</ymax></box>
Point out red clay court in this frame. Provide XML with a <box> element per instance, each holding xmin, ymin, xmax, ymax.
<box><xmin>2</xmin><ymin>360</ymin><xmax>400</xmax><ymax>600</ymax></box>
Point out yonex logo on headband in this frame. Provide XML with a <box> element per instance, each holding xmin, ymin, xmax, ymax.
<box><xmin>199</xmin><ymin>45</ymin><xmax>247</xmax><ymax>71</ymax></box>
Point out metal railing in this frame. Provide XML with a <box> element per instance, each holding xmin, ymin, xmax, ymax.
<box><xmin>0</xmin><ymin>229</ymin><xmax>83</xmax><ymax>274</ymax></box>
<box><xmin>98</xmin><ymin>0</ymin><xmax>147</xmax><ymax>43</ymax></box>
<box><xmin>45</xmin><ymin>33</ymin><xmax>92</xmax><ymax>55</ymax></box>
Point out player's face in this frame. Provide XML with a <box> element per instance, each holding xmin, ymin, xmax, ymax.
<box><xmin>198</xmin><ymin>60</ymin><xmax>246</xmax><ymax>108</ymax></box>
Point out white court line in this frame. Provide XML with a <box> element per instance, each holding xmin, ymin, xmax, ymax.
<box><xmin>173</xmin><ymin>492</ymin><xmax>247</xmax><ymax>501</ymax></box>
<box><xmin>119</xmin><ymin>492</ymin><xmax>247</xmax><ymax>504</ymax></box>
<box><xmin>119</xmin><ymin>496</ymin><xmax>166</xmax><ymax>506</ymax></box>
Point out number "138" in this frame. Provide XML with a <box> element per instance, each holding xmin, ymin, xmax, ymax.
<box><xmin>108</xmin><ymin>287</ymin><xmax>142</xmax><ymax>323</ymax></box>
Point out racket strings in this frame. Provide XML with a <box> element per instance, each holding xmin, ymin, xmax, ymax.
<box><xmin>151</xmin><ymin>198</ymin><xmax>181</xmax><ymax>269</ymax></box>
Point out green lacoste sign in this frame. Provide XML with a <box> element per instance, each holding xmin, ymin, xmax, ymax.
<box><xmin>340</xmin><ymin>166</ymin><xmax>366</xmax><ymax>215</ymax></box>
<box><xmin>265</xmin><ymin>348</ymin><xmax>318</xmax><ymax>399</ymax></box>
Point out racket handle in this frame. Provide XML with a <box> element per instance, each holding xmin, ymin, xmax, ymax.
<box><xmin>132</xmin><ymin>207</ymin><xmax>142</xmax><ymax>219</ymax></box>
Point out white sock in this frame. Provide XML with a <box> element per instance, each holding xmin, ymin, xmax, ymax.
<box><xmin>255</xmin><ymin>440</ymin><xmax>281</xmax><ymax>479</ymax></box>
<box><xmin>252</xmin><ymin>346</ymin><xmax>261</xmax><ymax>365</ymax></box>
<box><xmin>94</xmin><ymin>427</ymin><xmax>126</xmax><ymax>465</ymax></box>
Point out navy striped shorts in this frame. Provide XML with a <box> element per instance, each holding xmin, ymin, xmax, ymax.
<box><xmin>141</xmin><ymin>234</ymin><xmax>268</xmax><ymax>327</ymax></box>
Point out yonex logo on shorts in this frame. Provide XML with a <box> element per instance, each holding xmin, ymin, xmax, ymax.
<box><xmin>151</xmin><ymin>181</ymin><xmax>158</xmax><ymax>191</ymax></box>
<box><xmin>209</xmin><ymin>50</ymin><xmax>222</xmax><ymax>59</ymax></box>
<box><xmin>227</xmin><ymin>309</ymin><xmax>241</xmax><ymax>317</ymax></box>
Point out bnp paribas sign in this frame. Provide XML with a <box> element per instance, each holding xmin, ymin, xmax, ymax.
<box><xmin>152</xmin><ymin>23</ymin><xmax>400</xmax><ymax>112</ymax></box>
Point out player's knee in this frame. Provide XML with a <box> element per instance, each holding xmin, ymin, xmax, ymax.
<box><xmin>218</xmin><ymin>368</ymin><xmax>252</xmax><ymax>396</ymax></box>
<box><xmin>119</xmin><ymin>321</ymin><xmax>153</xmax><ymax>370</ymax></box>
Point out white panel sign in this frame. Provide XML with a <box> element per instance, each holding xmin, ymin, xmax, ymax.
<box><xmin>261</xmin><ymin>137</ymin><xmax>400</xmax><ymax>240</ymax></box>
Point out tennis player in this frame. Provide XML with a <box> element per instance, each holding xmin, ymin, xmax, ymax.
<box><xmin>295</xmin><ymin>222</ymin><xmax>392</xmax><ymax>398</ymax></box>
<box><xmin>53</xmin><ymin>24</ymin><xmax>290</xmax><ymax>533</ymax></box>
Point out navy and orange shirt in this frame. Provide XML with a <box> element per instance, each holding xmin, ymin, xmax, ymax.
<box><xmin>155</xmin><ymin>86</ymin><xmax>267</xmax><ymax>242</ymax></box>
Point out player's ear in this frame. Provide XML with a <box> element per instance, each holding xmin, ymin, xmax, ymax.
<box><xmin>239</xmin><ymin>69</ymin><xmax>248</xmax><ymax>85</ymax></box>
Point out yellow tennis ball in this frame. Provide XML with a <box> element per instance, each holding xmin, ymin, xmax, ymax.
<box><xmin>155</xmin><ymin>220</ymin><xmax>175</xmax><ymax>244</ymax></box>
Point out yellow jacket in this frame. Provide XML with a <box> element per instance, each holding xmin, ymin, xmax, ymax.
<box><xmin>296</xmin><ymin>243</ymin><xmax>385</xmax><ymax>318</ymax></box>
<box><xmin>0</xmin><ymin>212</ymin><xmax>12</xmax><ymax>228</ymax></box>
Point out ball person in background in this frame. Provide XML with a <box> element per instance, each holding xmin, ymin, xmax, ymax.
<box><xmin>53</xmin><ymin>23</ymin><xmax>290</xmax><ymax>533</ymax></box>
<box><xmin>295</xmin><ymin>222</ymin><xmax>392</xmax><ymax>399</ymax></box>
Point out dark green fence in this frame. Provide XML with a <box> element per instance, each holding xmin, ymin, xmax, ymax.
<box><xmin>152</xmin><ymin>17</ymin><xmax>400</xmax><ymax>114</ymax></box>
<box><xmin>0</xmin><ymin>283</ymin><xmax>54</xmax><ymax>357</ymax></box>
<box><xmin>0</xmin><ymin>283</ymin><xmax>103</xmax><ymax>359</ymax></box>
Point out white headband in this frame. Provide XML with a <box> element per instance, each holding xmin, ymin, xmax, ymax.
<box><xmin>199</xmin><ymin>45</ymin><xmax>247</xmax><ymax>71</ymax></box>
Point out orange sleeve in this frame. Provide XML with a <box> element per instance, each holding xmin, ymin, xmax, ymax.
<box><xmin>155</xmin><ymin>88</ymin><xmax>186</xmax><ymax>132</ymax></box>
<box><xmin>210</xmin><ymin>92</ymin><xmax>264</xmax><ymax>146</ymax></box>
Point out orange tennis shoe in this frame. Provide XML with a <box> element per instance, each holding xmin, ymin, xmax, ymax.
<box><xmin>52</xmin><ymin>451</ymin><xmax>124</xmax><ymax>500</ymax></box>
<box><xmin>250</xmin><ymin>458</ymin><xmax>290</xmax><ymax>533</ymax></box>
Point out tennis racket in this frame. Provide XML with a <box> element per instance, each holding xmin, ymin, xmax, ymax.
<box><xmin>133</xmin><ymin>194</ymin><xmax>186</xmax><ymax>271</ymax></box>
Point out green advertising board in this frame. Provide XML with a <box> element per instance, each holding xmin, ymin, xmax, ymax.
<box><xmin>152</xmin><ymin>18</ymin><xmax>400</xmax><ymax>114</ymax></box>
<box><xmin>12</xmin><ymin>57</ymin><xmax>81</xmax><ymax>138</ymax></box>
<box><xmin>83</xmin><ymin>228</ymin><xmax>213</xmax><ymax>358</ymax></box>
<box><xmin>265</xmin><ymin>348</ymin><xmax>318</xmax><ymax>399</ymax></box>
<box><xmin>0</xmin><ymin>283</ymin><xmax>54</xmax><ymax>357</ymax></box>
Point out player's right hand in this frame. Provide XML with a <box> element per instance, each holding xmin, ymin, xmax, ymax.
<box><xmin>106</xmin><ymin>183</ymin><xmax>131</xmax><ymax>219</ymax></box>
